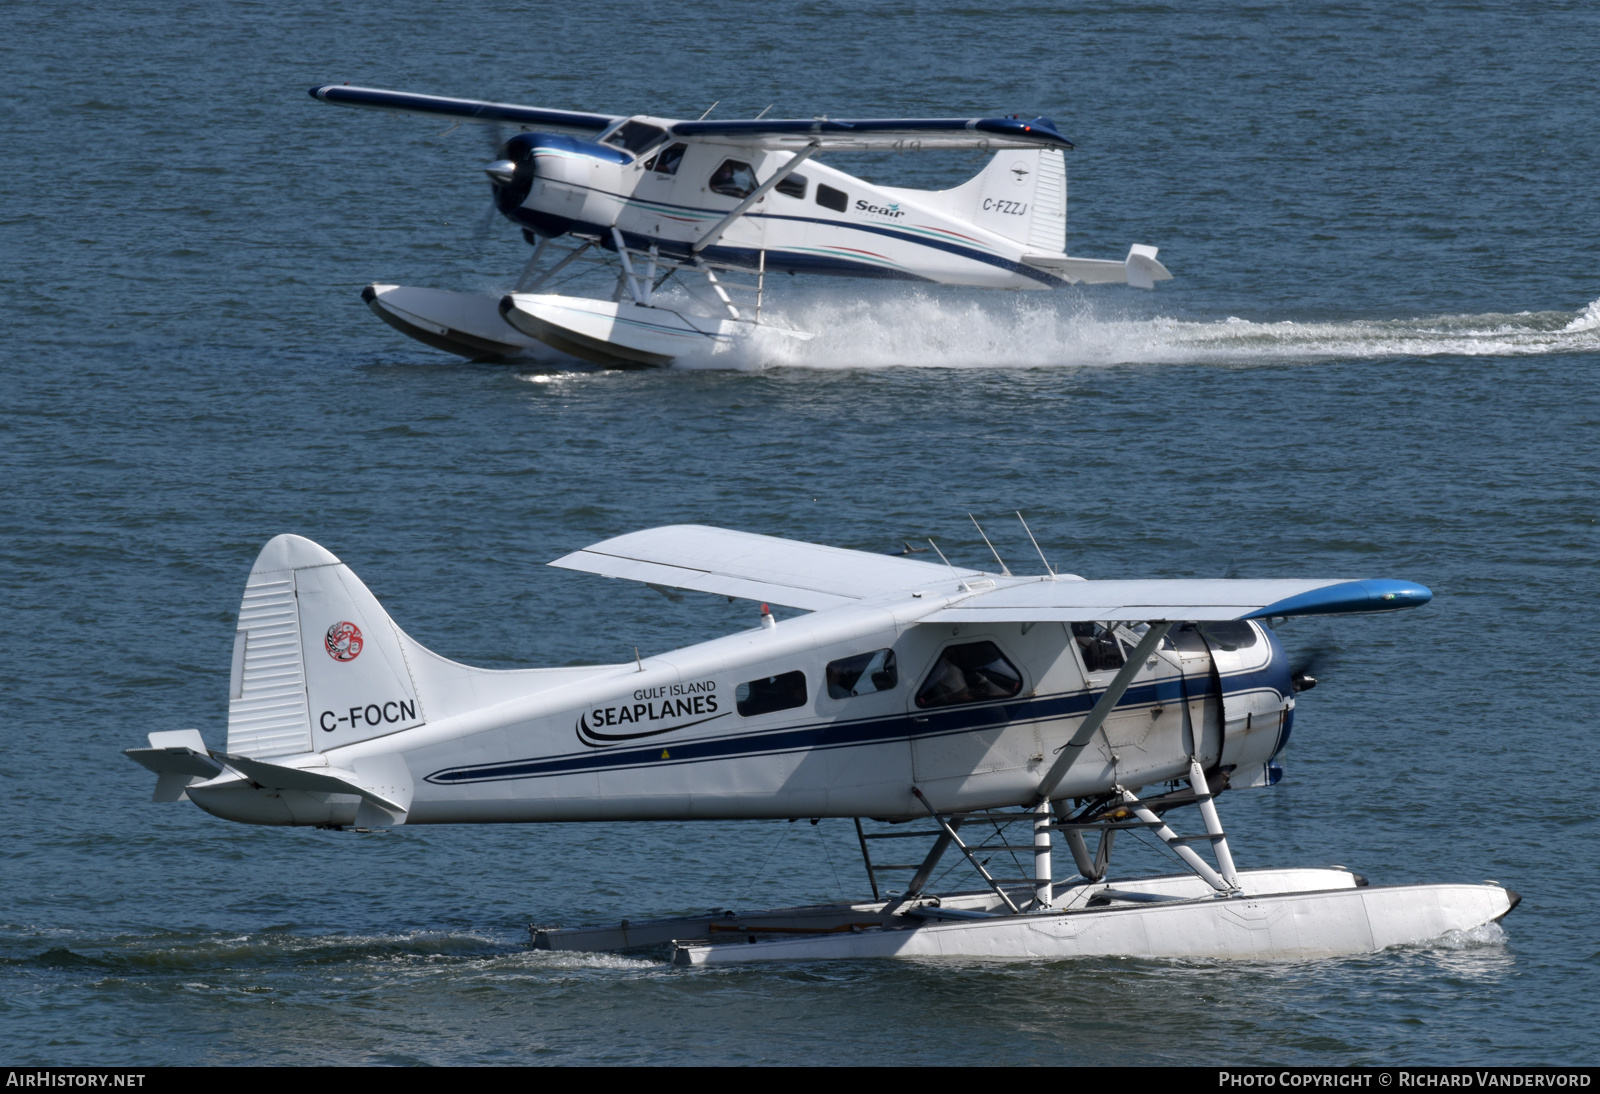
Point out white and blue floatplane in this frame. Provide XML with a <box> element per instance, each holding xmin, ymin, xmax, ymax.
<box><xmin>127</xmin><ymin>521</ymin><xmax>1517</xmax><ymax>964</ymax></box>
<box><xmin>311</xmin><ymin>85</ymin><xmax>1172</xmax><ymax>366</ymax></box>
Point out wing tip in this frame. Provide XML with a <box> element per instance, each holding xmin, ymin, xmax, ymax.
<box><xmin>1248</xmin><ymin>579</ymin><xmax>1432</xmax><ymax>619</ymax></box>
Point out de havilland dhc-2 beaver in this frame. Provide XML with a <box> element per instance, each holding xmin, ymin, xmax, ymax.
<box><xmin>308</xmin><ymin>84</ymin><xmax>1173</xmax><ymax>367</ymax></box>
<box><xmin>127</xmin><ymin>522</ymin><xmax>1518</xmax><ymax>965</ymax></box>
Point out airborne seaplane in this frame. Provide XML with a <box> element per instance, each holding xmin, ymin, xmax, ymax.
<box><xmin>310</xmin><ymin>84</ymin><xmax>1172</xmax><ymax>367</ymax></box>
<box><xmin>127</xmin><ymin>522</ymin><xmax>1517</xmax><ymax>965</ymax></box>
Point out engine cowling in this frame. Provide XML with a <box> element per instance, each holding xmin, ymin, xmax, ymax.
<box><xmin>485</xmin><ymin>133</ymin><xmax>630</xmax><ymax>238</ymax></box>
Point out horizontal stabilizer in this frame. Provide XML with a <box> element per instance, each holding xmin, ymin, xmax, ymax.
<box><xmin>926</xmin><ymin>578</ymin><xmax>1431</xmax><ymax>623</ymax></box>
<box><xmin>219</xmin><ymin>753</ymin><xmax>412</xmax><ymax>823</ymax></box>
<box><xmin>1124</xmin><ymin>245</ymin><xmax>1173</xmax><ymax>290</ymax></box>
<box><xmin>551</xmin><ymin>525</ymin><xmax>981</xmax><ymax>610</ymax></box>
<box><xmin>125</xmin><ymin>729</ymin><xmax>224</xmax><ymax>802</ymax></box>
<box><xmin>1022</xmin><ymin>245</ymin><xmax>1173</xmax><ymax>289</ymax></box>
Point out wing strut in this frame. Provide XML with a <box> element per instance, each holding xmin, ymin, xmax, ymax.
<box><xmin>1031</xmin><ymin>622</ymin><xmax>1173</xmax><ymax>805</ymax></box>
<box><xmin>692</xmin><ymin>143</ymin><xmax>820</xmax><ymax>254</ymax></box>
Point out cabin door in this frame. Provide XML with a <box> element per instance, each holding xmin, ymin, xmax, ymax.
<box><xmin>906</xmin><ymin>632</ymin><xmax>1031</xmax><ymax>794</ymax></box>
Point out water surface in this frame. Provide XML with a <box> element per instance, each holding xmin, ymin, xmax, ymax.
<box><xmin>2</xmin><ymin>0</ymin><xmax>1597</xmax><ymax>1066</ymax></box>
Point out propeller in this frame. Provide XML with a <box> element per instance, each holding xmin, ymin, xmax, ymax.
<box><xmin>1289</xmin><ymin>641</ymin><xmax>1335</xmax><ymax>694</ymax></box>
<box><xmin>429</xmin><ymin>119</ymin><xmax>514</xmax><ymax>243</ymax></box>
<box><xmin>473</xmin><ymin>121</ymin><xmax>509</xmax><ymax>245</ymax></box>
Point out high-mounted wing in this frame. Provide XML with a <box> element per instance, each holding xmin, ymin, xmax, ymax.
<box><xmin>926</xmin><ymin>577</ymin><xmax>1432</xmax><ymax>623</ymax></box>
<box><xmin>553</xmin><ymin>526</ymin><xmax>1431</xmax><ymax>621</ymax></box>
<box><xmin>310</xmin><ymin>86</ymin><xmax>1073</xmax><ymax>152</ymax></box>
<box><xmin>669</xmin><ymin>116</ymin><xmax>1074</xmax><ymax>152</ymax></box>
<box><xmin>310</xmin><ymin>85</ymin><xmax>621</xmax><ymax>136</ymax></box>
<box><xmin>550</xmin><ymin>525</ymin><xmax>981</xmax><ymax>611</ymax></box>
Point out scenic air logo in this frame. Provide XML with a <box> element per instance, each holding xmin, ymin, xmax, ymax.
<box><xmin>325</xmin><ymin>621</ymin><xmax>364</xmax><ymax>662</ymax></box>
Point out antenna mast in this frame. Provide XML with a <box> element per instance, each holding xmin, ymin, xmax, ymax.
<box><xmin>968</xmin><ymin>513</ymin><xmax>1011</xmax><ymax>576</ymax></box>
<box><xmin>1015</xmin><ymin>511</ymin><xmax>1056</xmax><ymax>578</ymax></box>
<box><xmin>926</xmin><ymin>538</ymin><xmax>970</xmax><ymax>592</ymax></box>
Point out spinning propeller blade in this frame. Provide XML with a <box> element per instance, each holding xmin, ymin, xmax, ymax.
<box><xmin>1290</xmin><ymin>642</ymin><xmax>1336</xmax><ymax>693</ymax></box>
<box><xmin>470</xmin><ymin>121</ymin><xmax>509</xmax><ymax>244</ymax></box>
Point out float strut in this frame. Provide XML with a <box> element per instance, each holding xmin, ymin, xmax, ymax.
<box><xmin>1056</xmin><ymin>799</ymin><xmax>1114</xmax><ymax>882</ymax></box>
<box><xmin>1191</xmin><ymin>758</ymin><xmax>1239</xmax><ymax>888</ymax></box>
<box><xmin>912</xmin><ymin>787</ymin><xmax>1022</xmax><ymax>914</ymax></box>
<box><xmin>1033</xmin><ymin>800</ymin><xmax>1053</xmax><ymax>908</ymax></box>
<box><xmin>853</xmin><ymin>818</ymin><xmax>880</xmax><ymax>902</ymax></box>
<box><xmin>611</xmin><ymin>227</ymin><xmax>645</xmax><ymax>305</ymax></box>
<box><xmin>1121</xmin><ymin>786</ymin><xmax>1232</xmax><ymax>893</ymax></box>
<box><xmin>518</xmin><ymin>240</ymin><xmax>591</xmax><ymax>293</ymax></box>
<box><xmin>880</xmin><ymin>817</ymin><xmax>963</xmax><ymax>915</ymax></box>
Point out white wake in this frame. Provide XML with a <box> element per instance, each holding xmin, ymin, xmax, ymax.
<box><xmin>669</xmin><ymin>291</ymin><xmax>1600</xmax><ymax>371</ymax></box>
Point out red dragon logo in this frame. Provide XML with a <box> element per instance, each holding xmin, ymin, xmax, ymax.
<box><xmin>325</xmin><ymin>621</ymin><xmax>363</xmax><ymax>662</ymax></box>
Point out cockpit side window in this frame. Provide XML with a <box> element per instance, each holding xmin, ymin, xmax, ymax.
<box><xmin>603</xmin><ymin>120</ymin><xmax>668</xmax><ymax>156</ymax></box>
<box><xmin>1199</xmin><ymin>621</ymin><xmax>1258</xmax><ymax>651</ymax></box>
<box><xmin>709</xmin><ymin>159</ymin><xmax>758</xmax><ymax>198</ymax></box>
<box><xmin>826</xmin><ymin>648</ymin><xmax>897</xmax><ymax>700</ymax></box>
<box><xmin>1071</xmin><ymin>622</ymin><xmax>1125</xmax><ymax>673</ymax></box>
<box><xmin>776</xmin><ymin>173</ymin><xmax>808</xmax><ymax>199</ymax></box>
<box><xmin>915</xmin><ymin>641</ymin><xmax>1023</xmax><ymax>709</ymax></box>
<box><xmin>642</xmin><ymin>142</ymin><xmax>687</xmax><ymax>176</ymax></box>
<box><xmin>737</xmin><ymin>670</ymin><xmax>807</xmax><ymax>717</ymax></box>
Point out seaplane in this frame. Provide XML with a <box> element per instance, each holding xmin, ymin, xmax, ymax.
<box><xmin>127</xmin><ymin>521</ymin><xmax>1518</xmax><ymax>965</ymax></box>
<box><xmin>309</xmin><ymin>84</ymin><xmax>1173</xmax><ymax>367</ymax></box>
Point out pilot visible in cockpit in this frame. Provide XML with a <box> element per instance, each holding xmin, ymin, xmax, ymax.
<box><xmin>1072</xmin><ymin>621</ymin><xmax>1125</xmax><ymax>674</ymax></box>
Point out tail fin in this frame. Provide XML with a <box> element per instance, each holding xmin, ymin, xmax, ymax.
<box><xmin>227</xmin><ymin>535</ymin><xmax>425</xmax><ymax>758</ymax></box>
<box><xmin>931</xmin><ymin>148</ymin><xmax>1068</xmax><ymax>252</ymax></box>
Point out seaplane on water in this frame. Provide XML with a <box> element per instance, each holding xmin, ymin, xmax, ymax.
<box><xmin>309</xmin><ymin>84</ymin><xmax>1173</xmax><ymax>367</ymax></box>
<box><xmin>128</xmin><ymin>522</ymin><xmax>1518</xmax><ymax>965</ymax></box>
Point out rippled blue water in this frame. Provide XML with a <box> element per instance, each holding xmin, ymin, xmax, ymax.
<box><xmin>3</xmin><ymin>0</ymin><xmax>1598</xmax><ymax>1066</ymax></box>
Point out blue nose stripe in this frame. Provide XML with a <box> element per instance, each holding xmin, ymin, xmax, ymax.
<box><xmin>1247</xmin><ymin>579</ymin><xmax>1433</xmax><ymax>619</ymax></box>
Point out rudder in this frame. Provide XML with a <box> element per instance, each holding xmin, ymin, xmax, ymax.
<box><xmin>932</xmin><ymin>148</ymin><xmax>1068</xmax><ymax>252</ymax></box>
<box><xmin>227</xmin><ymin>535</ymin><xmax>425</xmax><ymax>758</ymax></box>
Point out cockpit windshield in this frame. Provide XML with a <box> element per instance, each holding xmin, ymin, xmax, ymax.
<box><xmin>602</xmin><ymin>120</ymin><xmax>668</xmax><ymax>156</ymax></box>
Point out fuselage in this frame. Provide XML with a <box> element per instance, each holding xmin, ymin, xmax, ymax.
<box><xmin>187</xmin><ymin>591</ymin><xmax>1294</xmax><ymax>828</ymax></box>
<box><xmin>489</xmin><ymin>123</ymin><xmax>1066</xmax><ymax>290</ymax></box>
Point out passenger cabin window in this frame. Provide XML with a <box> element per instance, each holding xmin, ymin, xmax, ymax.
<box><xmin>816</xmin><ymin>183</ymin><xmax>848</xmax><ymax>212</ymax></box>
<box><xmin>709</xmin><ymin>159</ymin><xmax>758</xmax><ymax>198</ymax></box>
<box><xmin>915</xmin><ymin>642</ymin><xmax>1023</xmax><ymax>709</ymax></box>
<box><xmin>642</xmin><ymin>142</ymin><xmax>687</xmax><ymax>176</ymax></box>
<box><xmin>826</xmin><ymin>649</ymin><xmax>897</xmax><ymax>700</ymax></box>
<box><xmin>776</xmin><ymin>173</ymin><xmax>808</xmax><ymax>199</ymax></box>
<box><xmin>603</xmin><ymin>120</ymin><xmax>667</xmax><ymax>156</ymax></box>
<box><xmin>1072</xmin><ymin>622</ymin><xmax>1125</xmax><ymax>673</ymax></box>
<box><xmin>737</xmin><ymin>670</ymin><xmax>807</xmax><ymax>717</ymax></box>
